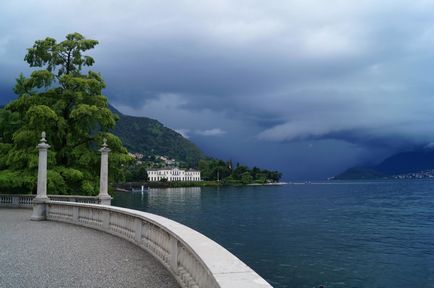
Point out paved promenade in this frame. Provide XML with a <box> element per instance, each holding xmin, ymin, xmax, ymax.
<box><xmin>0</xmin><ymin>209</ymin><xmax>179</xmax><ymax>288</ymax></box>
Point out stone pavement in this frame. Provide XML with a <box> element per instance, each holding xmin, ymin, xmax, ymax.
<box><xmin>0</xmin><ymin>209</ymin><xmax>180</xmax><ymax>288</ymax></box>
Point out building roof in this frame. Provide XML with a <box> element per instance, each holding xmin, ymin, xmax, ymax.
<box><xmin>147</xmin><ymin>168</ymin><xmax>200</xmax><ymax>172</ymax></box>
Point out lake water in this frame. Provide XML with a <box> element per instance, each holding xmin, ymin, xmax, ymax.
<box><xmin>113</xmin><ymin>181</ymin><xmax>434</xmax><ymax>288</ymax></box>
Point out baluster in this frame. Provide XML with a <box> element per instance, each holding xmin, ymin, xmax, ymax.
<box><xmin>170</xmin><ymin>236</ymin><xmax>178</xmax><ymax>272</ymax></box>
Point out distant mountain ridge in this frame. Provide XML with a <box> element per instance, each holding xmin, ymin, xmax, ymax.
<box><xmin>110</xmin><ymin>105</ymin><xmax>205</xmax><ymax>166</ymax></box>
<box><xmin>334</xmin><ymin>147</ymin><xmax>434</xmax><ymax>179</ymax></box>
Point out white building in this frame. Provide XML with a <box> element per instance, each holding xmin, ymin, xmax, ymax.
<box><xmin>147</xmin><ymin>168</ymin><xmax>201</xmax><ymax>182</ymax></box>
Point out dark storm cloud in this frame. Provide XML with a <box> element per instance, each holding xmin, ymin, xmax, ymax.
<box><xmin>2</xmin><ymin>0</ymin><xmax>434</xmax><ymax>178</ymax></box>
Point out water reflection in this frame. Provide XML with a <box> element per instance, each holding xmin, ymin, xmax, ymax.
<box><xmin>148</xmin><ymin>187</ymin><xmax>201</xmax><ymax>202</ymax></box>
<box><xmin>114</xmin><ymin>187</ymin><xmax>203</xmax><ymax>221</ymax></box>
<box><xmin>147</xmin><ymin>187</ymin><xmax>202</xmax><ymax>212</ymax></box>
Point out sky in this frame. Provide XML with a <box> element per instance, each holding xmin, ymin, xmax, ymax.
<box><xmin>2</xmin><ymin>0</ymin><xmax>434</xmax><ymax>180</ymax></box>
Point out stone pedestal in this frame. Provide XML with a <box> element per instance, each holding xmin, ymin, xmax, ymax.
<box><xmin>98</xmin><ymin>139</ymin><xmax>112</xmax><ymax>205</ymax></box>
<box><xmin>31</xmin><ymin>132</ymin><xmax>50</xmax><ymax>221</ymax></box>
<box><xmin>98</xmin><ymin>195</ymin><xmax>112</xmax><ymax>205</ymax></box>
<box><xmin>31</xmin><ymin>198</ymin><xmax>48</xmax><ymax>221</ymax></box>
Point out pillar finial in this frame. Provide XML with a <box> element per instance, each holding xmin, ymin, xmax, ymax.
<box><xmin>102</xmin><ymin>138</ymin><xmax>108</xmax><ymax>148</ymax></box>
<box><xmin>40</xmin><ymin>131</ymin><xmax>47</xmax><ymax>143</ymax></box>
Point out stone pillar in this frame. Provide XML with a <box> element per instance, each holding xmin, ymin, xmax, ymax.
<box><xmin>31</xmin><ymin>132</ymin><xmax>50</xmax><ymax>221</ymax></box>
<box><xmin>98</xmin><ymin>138</ymin><xmax>112</xmax><ymax>205</ymax></box>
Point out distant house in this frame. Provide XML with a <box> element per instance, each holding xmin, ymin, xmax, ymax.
<box><xmin>147</xmin><ymin>168</ymin><xmax>201</xmax><ymax>182</ymax></box>
<box><xmin>128</xmin><ymin>152</ymin><xmax>144</xmax><ymax>164</ymax></box>
<box><xmin>156</xmin><ymin>155</ymin><xmax>177</xmax><ymax>166</ymax></box>
<box><xmin>128</xmin><ymin>152</ymin><xmax>144</xmax><ymax>160</ymax></box>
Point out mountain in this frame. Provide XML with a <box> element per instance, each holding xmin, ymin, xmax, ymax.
<box><xmin>334</xmin><ymin>147</ymin><xmax>434</xmax><ymax>179</ymax></box>
<box><xmin>110</xmin><ymin>106</ymin><xmax>205</xmax><ymax>166</ymax></box>
<box><xmin>334</xmin><ymin>167</ymin><xmax>385</xmax><ymax>180</ymax></box>
<box><xmin>374</xmin><ymin>149</ymin><xmax>434</xmax><ymax>175</ymax></box>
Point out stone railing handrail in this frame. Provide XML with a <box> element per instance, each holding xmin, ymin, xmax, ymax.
<box><xmin>48</xmin><ymin>195</ymin><xmax>100</xmax><ymax>203</ymax></box>
<box><xmin>0</xmin><ymin>194</ymin><xmax>100</xmax><ymax>208</ymax></box>
<box><xmin>46</xmin><ymin>200</ymin><xmax>272</xmax><ymax>288</ymax></box>
<box><xmin>48</xmin><ymin>195</ymin><xmax>100</xmax><ymax>199</ymax></box>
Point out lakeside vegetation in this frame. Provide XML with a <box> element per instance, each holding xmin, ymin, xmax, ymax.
<box><xmin>198</xmin><ymin>159</ymin><xmax>281</xmax><ymax>184</ymax></box>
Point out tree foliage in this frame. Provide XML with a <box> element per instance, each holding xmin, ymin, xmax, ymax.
<box><xmin>124</xmin><ymin>162</ymin><xmax>149</xmax><ymax>182</ymax></box>
<box><xmin>0</xmin><ymin>33</ymin><xmax>131</xmax><ymax>195</ymax></box>
<box><xmin>198</xmin><ymin>159</ymin><xmax>281</xmax><ymax>184</ymax></box>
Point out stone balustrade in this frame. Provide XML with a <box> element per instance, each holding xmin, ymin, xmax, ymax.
<box><xmin>45</xmin><ymin>201</ymin><xmax>272</xmax><ymax>288</ymax></box>
<box><xmin>0</xmin><ymin>194</ymin><xmax>100</xmax><ymax>208</ymax></box>
<box><xmin>0</xmin><ymin>194</ymin><xmax>34</xmax><ymax>208</ymax></box>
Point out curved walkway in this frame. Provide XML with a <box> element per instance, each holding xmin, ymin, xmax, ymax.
<box><xmin>0</xmin><ymin>209</ymin><xmax>179</xmax><ymax>288</ymax></box>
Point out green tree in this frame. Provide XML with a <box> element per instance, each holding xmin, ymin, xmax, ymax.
<box><xmin>125</xmin><ymin>162</ymin><xmax>149</xmax><ymax>182</ymax></box>
<box><xmin>240</xmin><ymin>171</ymin><xmax>253</xmax><ymax>184</ymax></box>
<box><xmin>251</xmin><ymin>166</ymin><xmax>260</xmax><ymax>179</ymax></box>
<box><xmin>0</xmin><ymin>33</ymin><xmax>131</xmax><ymax>195</ymax></box>
<box><xmin>254</xmin><ymin>173</ymin><xmax>267</xmax><ymax>184</ymax></box>
<box><xmin>231</xmin><ymin>164</ymin><xmax>249</xmax><ymax>180</ymax></box>
<box><xmin>198</xmin><ymin>158</ymin><xmax>232</xmax><ymax>181</ymax></box>
<box><xmin>266</xmin><ymin>171</ymin><xmax>282</xmax><ymax>182</ymax></box>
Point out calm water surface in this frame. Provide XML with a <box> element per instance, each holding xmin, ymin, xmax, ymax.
<box><xmin>113</xmin><ymin>181</ymin><xmax>434</xmax><ymax>288</ymax></box>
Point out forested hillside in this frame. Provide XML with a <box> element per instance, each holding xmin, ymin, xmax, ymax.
<box><xmin>111</xmin><ymin>106</ymin><xmax>205</xmax><ymax>167</ymax></box>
